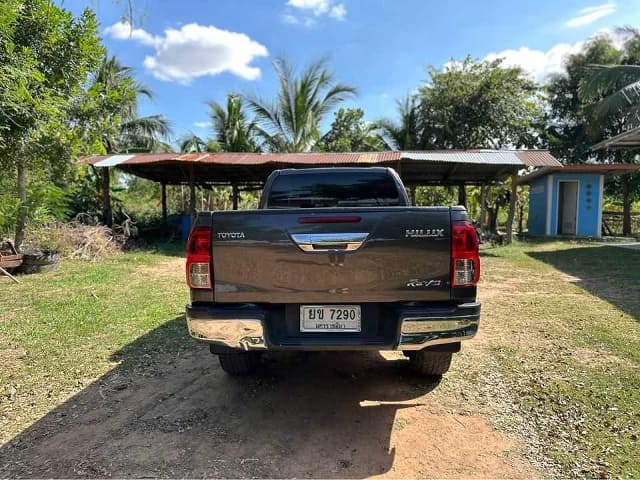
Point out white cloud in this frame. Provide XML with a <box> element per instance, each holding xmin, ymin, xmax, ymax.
<box><xmin>283</xmin><ymin>0</ymin><xmax>346</xmax><ymax>25</ymax></box>
<box><xmin>104</xmin><ymin>21</ymin><xmax>269</xmax><ymax>83</ymax></box>
<box><xmin>484</xmin><ymin>43</ymin><xmax>585</xmax><ymax>84</ymax></box>
<box><xmin>193</xmin><ymin>121</ymin><xmax>210</xmax><ymax>128</ymax></box>
<box><xmin>483</xmin><ymin>29</ymin><xmax>627</xmax><ymax>84</ymax></box>
<box><xmin>103</xmin><ymin>21</ymin><xmax>158</xmax><ymax>46</ymax></box>
<box><xmin>566</xmin><ymin>3</ymin><xmax>616</xmax><ymax>28</ymax></box>
<box><xmin>329</xmin><ymin>4</ymin><xmax>347</xmax><ymax>20</ymax></box>
<box><xmin>287</xmin><ymin>0</ymin><xmax>330</xmax><ymax>15</ymax></box>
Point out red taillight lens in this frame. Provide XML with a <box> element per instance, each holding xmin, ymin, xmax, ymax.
<box><xmin>451</xmin><ymin>221</ymin><xmax>480</xmax><ymax>286</ymax></box>
<box><xmin>186</xmin><ymin>226</ymin><xmax>212</xmax><ymax>289</ymax></box>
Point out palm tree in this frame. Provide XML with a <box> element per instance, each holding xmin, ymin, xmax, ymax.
<box><xmin>207</xmin><ymin>94</ymin><xmax>257</xmax><ymax>152</ymax></box>
<box><xmin>578</xmin><ymin>28</ymin><xmax>640</xmax><ymax>124</ymax></box>
<box><xmin>376</xmin><ymin>96</ymin><xmax>425</xmax><ymax>150</ymax></box>
<box><xmin>246</xmin><ymin>58</ymin><xmax>357</xmax><ymax>152</ymax></box>
<box><xmin>89</xmin><ymin>56</ymin><xmax>172</xmax><ymax>225</ymax></box>
<box><xmin>179</xmin><ymin>132</ymin><xmax>221</xmax><ymax>153</ymax></box>
<box><xmin>92</xmin><ymin>56</ymin><xmax>171</xmax><ymax>153</ymax></box>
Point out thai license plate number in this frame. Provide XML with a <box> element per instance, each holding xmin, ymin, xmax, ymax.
<box><xmin>300</xmin><ymin>305</ymin><xmax>361</xmax><ymax>332</ymax></box>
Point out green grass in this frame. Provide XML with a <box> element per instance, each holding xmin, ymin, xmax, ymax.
<box><xmin>1</xmin><ymin>239</ymin><xmax>639</xmax><ymax>477</ymax></box>
<box><xmin>0</xmin><ymin>246</ymin><xmax>190</xmax><ymax>441</ymax></box>
<box><xmin>480</xmin><ymin>240</ymin><xmax>640</xmax><ymax>478</ymax></box>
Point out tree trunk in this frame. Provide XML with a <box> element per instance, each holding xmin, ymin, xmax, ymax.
<box><xmin>622</xmin><ymin>174</ymin><xmax>632</xmax><ymax>236</ymax></box>
<box><xmin>457</xmin><ymin>184</ymin><xmax>467</xmax><ymax>207</ymax></box>
<box><xmin>14</xmin><ymin>157</ymin><xmax>28</xmax><ymax>251</ymax></box>
<box><xmin>488</xmin><ymin>206</ymin><xmax>498</xmax><ymax>231</ymax></box>
<box><xmin>100</xmin><ymin>167</ymin><xmax>112</xmax><ymax>227</ymax></box>
<box><xmin>518</xmin><ymin>201</ymin><xmax>524</xmax><ymax>235</ymax></box>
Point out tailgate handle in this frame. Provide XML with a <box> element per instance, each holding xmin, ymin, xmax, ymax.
<box><xmin>291</xmin><ymin>233</ymin><xmax>369</xmax><ymax>252</ymax></box>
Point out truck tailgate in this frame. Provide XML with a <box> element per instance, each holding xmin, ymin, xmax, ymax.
<box><xmin>208</xmin><ymin>207</ymin><xmax>451</xmax><ymax>303</ymax></box>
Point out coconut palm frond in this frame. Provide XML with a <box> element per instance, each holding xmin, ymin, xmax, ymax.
<box><xmin>247</xmin><ymin>57</ymin><xmax>356</xmax><ymax>152</ymax></box>
<box><xmin>580</xmin><ymin>65</ymin><xmax>640</xmax><ymax>121</ymax></box>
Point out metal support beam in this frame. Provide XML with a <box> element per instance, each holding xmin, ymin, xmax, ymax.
<box><xmin>506</xmin><ymin>172</ymin><xmax>518</xmax><ymax>244</ymax></box>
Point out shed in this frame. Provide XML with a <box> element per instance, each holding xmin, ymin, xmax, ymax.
<box><xmin>80</xmin><ymin>149</ymin><xmax>563</xmax><ymax>242</ymax></box>
<box><xmin>518</xmin><ymin>164</ymin><xmax>640</xmax><ymax>237</ymax></box>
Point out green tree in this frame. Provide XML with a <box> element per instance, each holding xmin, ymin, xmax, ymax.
<box><xmin>0</xmin><ymin>0</ymin><xmax>103</xmax><ymax>249</ymax></box>
<box><xmin>418</xmin><ymin>56</ymin><xmax>543</xmax><ymax>150</ymax></box>
<box><xmin>550</xmin><ymin>32</ymin><xmax>639</xmax><ymax>235</ymax></box>
<box><xmin>207</xmin><ymin>94</ymin><xmax>258</xmax><ymax>152</ymax></box>
<box><xmin>376</xmin><ymin>96</ymin><xmax>425</xmax><ymax>150</ymax></box>
<box><xmin>79</xmin><ymin>55</ymin><xmax>171</xmax><ymax>225</ymax></box>
<box><xmin>316</xmin><ymin>108</ymin><xmax>384</xmax><ymax>152</ymax></box>
<box><xmin>247</xmin><ymin>58</ymin><xmax>357</xmax><ymax>152</ymax></box>
<box><xmin>579</xmin><ymin>28</ymin><xmax>640</xmax><ymax>123</ymax></box>
<box><xmin>179</xmin><ymin>133</ymin><xmax>220</xmax><ymax>153</ymax></box>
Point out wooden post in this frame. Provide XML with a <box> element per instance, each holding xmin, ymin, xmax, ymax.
<box><xmin>232</xmin><ymin>184</ymin><xmax>239</xmax><ymax>210</ymax></box>
<box><xmin>189</xmin><ymin>165</ymin><xmax>196</xmax><ymax>222</ymax></box>
<box><xmin>409</xmin><ymin>186</ymin><xmax>416</xmax><ymax>206</ymax></box>
<box><xmin>506</xmin><ymin>172</ymin><xmax>518</xmax><ymax>244</ymax></box>
<box><xmin>479</xmin><ymin>184</ymin><xmax>487</xmax><ymax>228</ymax></box>
<box><xmin>161</xmin><ymin>181</ymin><xmax>167</xmax><ymax>225</ymax></box>
<box><xmin>458</xmin><ymin>184</ymin><xmax>467</xmax><ymax>207</ymax></box>
<box><xmin>100</xmin><ymin>167</ymin><xmax>112</xmax><ymax>227</ymax></box>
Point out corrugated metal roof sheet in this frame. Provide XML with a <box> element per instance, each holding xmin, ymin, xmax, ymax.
<box><xmin>514</xmin><ymin>150</ymin><xmax>563</xmax><ymax>167</ymax></box>
<box><xmin>80</xmin><ymin>150</ymin><xmax>561</xmax><ymax>167</ymax></box>
<box><xmin>400</xmin><ymin>151</ymin><xmax>524</xmax><ymax>165</ymax></box>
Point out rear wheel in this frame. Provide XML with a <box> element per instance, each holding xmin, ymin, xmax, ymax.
<box><xmin>409</xmin><ymin>349</ymin><xmax>453</xmax><ymax>376</ymax></box>
<box><xmin>218</xmin><ymin>352</ymin><xmax>261</xmax><ymax>376</ymax></box>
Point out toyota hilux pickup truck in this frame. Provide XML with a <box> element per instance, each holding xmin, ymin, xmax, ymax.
<box><xmin>186</xmin><ymin>167</ymin><xmax>480</xmax><ymax>377</ymax></box>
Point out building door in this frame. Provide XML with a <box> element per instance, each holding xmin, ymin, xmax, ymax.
<box><xmin>558</xmin><ymin>181</ymin><xmax>578</xmax><ymax>235</ymax></box>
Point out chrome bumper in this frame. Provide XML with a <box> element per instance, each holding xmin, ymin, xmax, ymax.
<box><xmin>186</xmin><ymin>303</ymin><xmax>480</xmax><ymax>351</ymax></box>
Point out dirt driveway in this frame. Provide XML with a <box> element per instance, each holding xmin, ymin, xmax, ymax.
<box><xmin>0</xmin><ymin>344</ymin><xmax>533</xmax><ymax>478</ymax></box>
<box><xmin>0</xmin><ymin>253</ymin><xmax>542</xmax><ymax>479</ymax></box>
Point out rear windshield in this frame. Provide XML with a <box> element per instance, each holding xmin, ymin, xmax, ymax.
<box><xmin>266</xmin><ymin>171</ymin><xmax>403</xmax><ymax>208</ymax></box>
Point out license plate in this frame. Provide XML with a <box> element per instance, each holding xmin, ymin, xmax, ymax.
<box><xmin>300</xmin><ymin>305</ymin><xmax>361</xmax><ymax>332</ymax></box>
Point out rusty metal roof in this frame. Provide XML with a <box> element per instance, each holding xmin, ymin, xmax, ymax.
<box><xmin>80</xmin><ymin>150</ymin><xmax>562</xmax><ymax>185</ymax></box>
<box><xmin>591</xmin><ymin>126</ymin><xmax>640</xmax><ymax>150</ymax></box>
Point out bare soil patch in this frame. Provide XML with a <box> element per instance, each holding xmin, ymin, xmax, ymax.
<box><xmin>0</xmin><ymin>349</ymin><xmax>535</xmax><ymax>479</ymax></box>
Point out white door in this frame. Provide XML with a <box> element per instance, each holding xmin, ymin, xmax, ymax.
<box><xmin>558</xmin><ymin>181</ymin><xmax>578</xmax><ymax>235</ymax></box>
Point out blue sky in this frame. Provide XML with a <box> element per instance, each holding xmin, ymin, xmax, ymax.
<box><xmin>65</xmin><ymin>0</ymin><xmax>640</xmax><ymax>145</ymax></box>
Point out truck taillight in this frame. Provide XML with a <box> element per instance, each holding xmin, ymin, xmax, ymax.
<box><xmin>451</xmin><ymin>221</ymin><xmax>480</xmax><ymax>287</ymax></box>
<box><xmin>186</xmin><ymin>226</ymin><xmax>212</xmax><ymax>289</ymax></box>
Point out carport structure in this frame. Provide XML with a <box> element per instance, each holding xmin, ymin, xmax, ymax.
<box><xmin>80</xmin><ymin>150</ymin><xmax>562</xmax><ymax>242</ymax></box>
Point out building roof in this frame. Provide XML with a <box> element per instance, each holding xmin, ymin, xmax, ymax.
<box><xmin>591</xmin><ymin>126</ymin><xmax>640</xmax><ymax>150</ymax></box>
<box><xmin>517</xmin><ymin>164</ymin><xmax>640</xmax><ymax>185</ymax></box>
<box><xmin>80</xmin><ymin>150</ymin><xmax>562</xmax><ymax>186</ymax></box>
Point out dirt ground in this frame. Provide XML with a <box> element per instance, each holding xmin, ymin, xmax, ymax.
<box><xmin>0</xmin><ymin>257</ymin><xmax>537</xmax><ymax>479</ymax></box>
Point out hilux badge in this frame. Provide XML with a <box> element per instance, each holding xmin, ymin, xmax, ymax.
<box><xmin>405</xmin><ymin>228</ymin><xmax>445</xmax><ymax>238</ymax></box>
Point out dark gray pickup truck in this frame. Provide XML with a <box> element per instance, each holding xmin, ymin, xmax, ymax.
<box><xmin>186</xmin><ymin>167</ymin><xmax>480</xmax><ymax>376</ymax></box>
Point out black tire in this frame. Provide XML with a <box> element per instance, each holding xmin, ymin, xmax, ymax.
<box><xmin>409</xmin><ymin>349</ymin><xmax>453</xmax><ymax>376</ymax></box>
<box><xmin>20</xmin><ymin>250</ymin><xmax>60</xmax><ymax>274</ymax></box>
<box><xmin>218</xmin><ymin>352</ymin><xmax>261</xmax><ymax>376</ymax></box>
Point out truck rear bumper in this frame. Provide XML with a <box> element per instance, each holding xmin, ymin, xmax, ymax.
<box><xmin>186</xmin><ymin>302</ymin><xmax>480</xmax><ymax>352</ymax></box>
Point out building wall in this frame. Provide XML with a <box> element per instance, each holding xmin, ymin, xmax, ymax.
<box><xmin>527</xmin><ymin>176</ymin><xmax>547</xmax><ymax>235</ymax></box>
<box><xmin>548</xmin><ymin>173</ymin><xmax>603</xmax><ymax>237</ymax></box>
